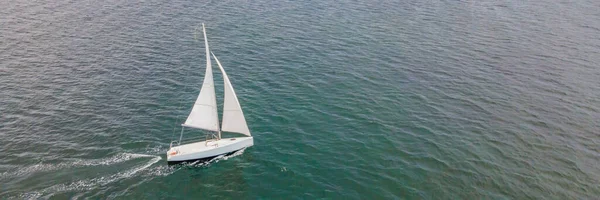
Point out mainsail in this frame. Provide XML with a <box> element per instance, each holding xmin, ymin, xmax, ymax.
<box><xmin>182</xmin><ymin>24</ymin><xmax>220</xmax><ymax>132</ymax></box>
<box><xmin>212</xmin><ymin>52</ymin><xmax>251</xmax><ymax>136</ymax></box>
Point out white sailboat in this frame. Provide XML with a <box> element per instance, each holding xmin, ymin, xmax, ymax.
<box><xmin>167</xmin><ymin>24</ymin><xmax>253</xmax><ymax>164</ymax></box>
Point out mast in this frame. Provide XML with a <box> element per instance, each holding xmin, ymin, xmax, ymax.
<box><xmin>181</xmin><ymin>23</ymin><xmax>220</xmax><ymax>133</ymax></box>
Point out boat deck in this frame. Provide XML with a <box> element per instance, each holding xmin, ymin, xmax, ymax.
<box><xmin>167</xmin><ymin>137</ymin><xmax>253</xmax><ymax>162</ymax></box>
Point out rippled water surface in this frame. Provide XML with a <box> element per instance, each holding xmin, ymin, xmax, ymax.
<box><xmin>1</xmin><ymin>0</ymin><xmax>599</xmax><ymax>199</ymax></box>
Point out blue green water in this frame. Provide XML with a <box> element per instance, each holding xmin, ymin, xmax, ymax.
<box><xmin>1</xmin><ymin>0</ymin><xmax>599</xmax><ymax>199</ymax></box>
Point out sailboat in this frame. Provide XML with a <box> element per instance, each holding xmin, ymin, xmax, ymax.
<box><xmin>167</xmin><ymin>24</ymin><xmax>253</xmax><ymax>164</ymax></box>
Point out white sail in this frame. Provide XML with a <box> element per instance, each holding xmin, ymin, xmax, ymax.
<box><xmin>212</xmin><ymin>52</ymin><xmax>251</xmax><ymax>136</ymax></box>
<box><xmin>183</xmin><ymin>24</ymin><xmax>219</xmax><ymax>132</ymax></box>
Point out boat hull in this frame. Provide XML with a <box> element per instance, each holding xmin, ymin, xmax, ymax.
<box><xmin>166</xmin><ymin>149</ymin><xmax>241</xmax><ymax>165</ymax></box>
<box><xmin>167</xmin><ymin>136</ymin><xmax>253</xmax><ymax>164</ymax></box>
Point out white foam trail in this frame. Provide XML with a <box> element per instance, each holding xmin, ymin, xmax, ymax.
<box><xmin>15</xmin><ymin>154</ymin><xmax>161</xmax><ymax>199</ymax></box>
<box><xmin>13</xmin><ymin>148</ymin><xmax>247</xmax><ymax>199</ymax></box>
<box><xmin>144</xmin><ymin>145</ymin><xmax>166</xmax><ymax>155</ymax></box>
<box><xmin>0</xmin><ymin>153</ymin><xmax>156</xmax><ymax>180</ymax></box>
<box><xmin>143</xmin><ymin>164</ymin><xmax>178</xmax><ymax>177</ymax></box>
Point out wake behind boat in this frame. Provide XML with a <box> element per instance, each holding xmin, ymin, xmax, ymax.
<box><xmin>167</xmin><ymin>24</ymin><xmax>253</xmax><ymax>164</ymax></box>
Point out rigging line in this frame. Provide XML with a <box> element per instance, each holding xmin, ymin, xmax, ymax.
<box><xmin>170</xmin><ymin>66</ymin><xmax>189</xmax><ymax>141</ymax></box>
<box><xmin>170</xmin><ymin>25</ymin><xmax>202</xmax><ymax>142</ymax></box>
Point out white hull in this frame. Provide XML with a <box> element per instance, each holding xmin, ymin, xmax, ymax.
<box><xmin>167</xmin><ymin>137</ymin><xmax>253</xmax><ymax>163</ymax></box>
